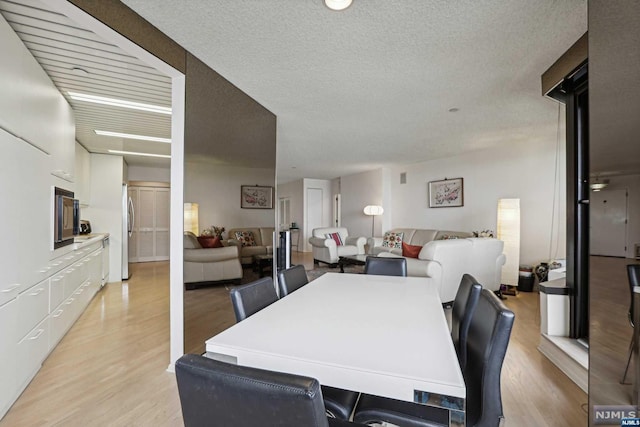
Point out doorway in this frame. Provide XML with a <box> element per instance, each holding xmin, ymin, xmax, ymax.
<box><xmin>306</xmin><ymin>188</ymin><xmax>323</xmax><ymax>252</ymax></box>
<box><xmin>128</xmin><ymin>183</ymin><xmax>171</xmax><ymax>263</ymax></box>
<box><xmin>590</xmin><ymin>189</ymin><xmax>627</xmax><ymax>257</ymax></box>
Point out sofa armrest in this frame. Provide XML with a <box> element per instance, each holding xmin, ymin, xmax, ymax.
<box><xmin>226</xmin><ymin>239</ymin><xmax>241</xmax><ymax>248</ymax></box>
<box><xmin>345</xmin><ymin>236</ymin><xmax>367</xmax><ymax>254</ymax></box>
<box><xmin>309</xmin><ymin>237</ymin><xmax>334</xmax><ymax>248</ymax></box>
<box><xmin>184</xmin><ymin>246</ymin><xmax>239</xmax><ymax>263</ymax></box>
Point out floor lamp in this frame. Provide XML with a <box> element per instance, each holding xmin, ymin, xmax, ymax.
<box><xmin>363</xmin><ymin>205</ymin><xmax>384</xmax><ymax>237</ymax></box>
<box><xmin>497</xmin><ymin>198</ymin><xmax>520</xmax><ymax>295</ymax></box>
<box><xmin>184</xmin><ymin>202</ymin><xmax>199</xmax><ymax>235</ymax></box>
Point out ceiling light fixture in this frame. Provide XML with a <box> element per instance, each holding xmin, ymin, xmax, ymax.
<box><xmin>95</xmin><ymin>130</ymin><xmax>171</xmax><ymax>143</ymax></box>
<box><xmin>68</xmin><ymin>91</ymin><xmax>172</xmax><ymax>115</ymax></box>
<box><xmin>590</xmin><ymin>178</ymin><xmax>609</xmax><ymax>192</ymax></box>
<box><xmin>325</xmin><ymin>0</ymin><xmax>352</xmax><ymax>11</ymax></box>
<box><xmin>108</xmin><ymin>149</ymin><xmax>170</xmax><ymax>159</ymax></box>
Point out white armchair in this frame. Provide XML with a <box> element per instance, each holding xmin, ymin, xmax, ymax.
<box><xmin>308</xmin><ymin>227</ymin><xmax>366</xmax><ymax>266</ymax></box>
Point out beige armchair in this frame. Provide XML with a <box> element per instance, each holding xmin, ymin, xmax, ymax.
<box><xmin>308</xmin><ymin>227</ymin><xmax>366</xmax><ymax>266</ymax></box>
<box><xmin>184</xmin><ymin>232</ymin><xmax>242</xmax><ymax>289</ymax></box>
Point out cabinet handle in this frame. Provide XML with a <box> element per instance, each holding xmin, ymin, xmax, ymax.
<box><xmin>52</xmin><ymin>276</ymin><xmax>63</xmax><ymax>282</ymax></box>
<box><xmin>1</xmin><ymin>284</ymin><xmax>20</xmax><ymax>293</ymax></box>
<box><xmin>29</xmin><ymin>287</ymin><xmax>44</xmax><ymax>296</ymax></box>
<box><xmin>29</xmin><ymin>329</ymin><xmax>44</xmax><ymax>340</ymax></box>
<box><xmin>65</xmin><ymin>298</ymin><xmax>75</xmax><ymax>305</ymax></box>
<box><xmin>52</xmin><ymin>309</ymin><xmax>63</xmax><ymax>318</ymax></box>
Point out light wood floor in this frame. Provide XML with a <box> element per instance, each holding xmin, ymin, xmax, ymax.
<box><xmin>0</xmin><ymin>256</ymin><xmax>589</xmax><ymax>426</ymax></box>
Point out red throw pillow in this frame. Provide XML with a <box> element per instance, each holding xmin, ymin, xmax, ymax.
<box><xmin>198</xmin><ymin>236</ymin><xmax>223</xmax><ymax>248</ymax></box>
<box><xmin>325</xmin><ymin>232</ymin><xmax>343</xmax><ymax>246</ymax></box>
<box><xmin>402</xmin><ymin>242</ymin><xmax>422</xmax><ymax>259</ymax></box>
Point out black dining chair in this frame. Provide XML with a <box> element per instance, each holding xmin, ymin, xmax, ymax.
<box><xmin>277</xmin><ymin>264</ymin><xmax>309</xmax><ymax>297</ymax></box>
<box><xmin>229</xmin><ymin>277</ymin><xmax>278</xmax><ymax>322</ymax></box>
<box><xmin>232</xmin><ymin>273</ymin><xmax>359</xmax><ymax>420</ymax></box>
<box><xmin>621</xmin><ymin>264</ymin><xmax>640</xmax><ymax>383</ymax></box>
<box><xmin>353</xmin><ymin>289</ymin><xmax>515</xmax><ymax>427</ymax></box>
<box><xmin>452</xmin><ymin>274</ymin><xmax>482</xmax><ymax>370</ymax></box>
<box><xmin>175</xmin><ymin>354</ymin><xmax>367</xmax><ymax>427</ymax></box>
<box><xmin>363</xmin><ymin>256</ymin><xmax>407</xmax><ymax>277</ymax></box>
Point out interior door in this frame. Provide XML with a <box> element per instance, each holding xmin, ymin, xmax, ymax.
<box><xmin>590</xmin><ymin>189</ymin><xmax>627</xmax><ymax>257</ymax></box>
<box><xmin>306</xmin><ymin>188</ymin><xmax>323</xmax><ymax>252</ymax></box>
<box><xmin>129</xmin><ymin>186</ymin><xmax>170</xmax><ymax>262</ymax></box>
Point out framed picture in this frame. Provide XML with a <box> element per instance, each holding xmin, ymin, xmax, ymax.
<box><xmin>241</xmin><ymin>185</ymin><xmax>274</xmax><ymax>209</ymax></box>
<box><xmin>428</xmin><ymin>178</ymin><xmax>464</xmax><ymax>208</ymax></box>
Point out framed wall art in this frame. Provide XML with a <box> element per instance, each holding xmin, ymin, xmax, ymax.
<box><xmin>428</xmin><ymin>178</ymin><xmax>464</xmax><ymax>208</ymax></box>
<box><xmin>241</xmin><ymin>185</ymin><xmax>274</xmax><ymax>209</ymax></box>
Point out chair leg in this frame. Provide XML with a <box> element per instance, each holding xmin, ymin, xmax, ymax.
<box><xmin>621</xmin><ymin>332</ymin><xmax>635</xmax><ymax>384</ymax></box>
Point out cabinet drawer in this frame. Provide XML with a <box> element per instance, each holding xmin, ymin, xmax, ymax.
<box><xmin>49</xmin><ymin>272</ymin><xmax>66</xmax><ymax>312</ymax></box>
<box><xmin>16</xmin><ymin>279</ymin><xmax>50</xmax><ymax>341</ymax></box>
<box><xmin>16</xmin><ymin>318</ymin><xmax>49</xmax><ymax>391</ymax></box>
<box><xmin>49</xmin><ymin>299</ymin><xmax>74</xmax><ymax>349</ymax></box>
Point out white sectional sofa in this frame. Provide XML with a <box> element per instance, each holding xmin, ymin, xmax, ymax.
<box><xmin>368</xmin><ymin>228</ymin><xmax>505</xmax><ymax>303</ymax></box>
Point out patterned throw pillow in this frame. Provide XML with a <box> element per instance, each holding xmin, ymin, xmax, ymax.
<box><xmin>325</xmin><ymin>232</ymin><xmax>343</xmax><ymax>246</ymax></box>
<box><xmin>234</xmin><ymin>231</ymin><xmax>256</xmax><ymax>247</ymax></box>
<box><xmin>437</xmin><ymin>234</ymin><xmax>460</xmax><ymax>240</ymax></box>
<box><xmin>381</xmin><ymin>231</ymin><xmax>404</xmax><ymax>249</ymax></box>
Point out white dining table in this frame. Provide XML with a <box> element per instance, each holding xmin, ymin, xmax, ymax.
<box><xmin>205</xmin><ymin>272</ymin><xmax>465</xmax><ymax>425</ymax></box>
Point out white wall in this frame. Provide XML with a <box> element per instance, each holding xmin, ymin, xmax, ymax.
<box><xmin>340</xmin><ymin>169</ymin><xmax>385</xmax><ymax>238</ymax></box>
<box><xmin>185</xmin><ymin>162</ymin><xmax>275</xmax><ymax>237</ymax></box>
<box><xmin>604</xmin><ymin>174</ymin><xmax>640</xmax><ymax>259</ymax></box>
<box><xmin>128</xmin><ymin>164</ymin><xmax>171</xmax><ymax>183</ymax></box>
<box><xmin>83</xmin><ymin>154</ymin><xmax>125</xmax><ymax>282</ymax></box>
<box><xmin>278</xmin><ymin>179</ymin><xmax>304</xmax><ymax>230</ymax></box>
<box><xmin>388</xmin><ymin>140</ymin><xmax>566</xmax><ymax>266</ymax></box>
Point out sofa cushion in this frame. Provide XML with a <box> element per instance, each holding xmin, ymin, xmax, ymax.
<box><xmin>382</xmin><ymin>232</ymin><xmax>403</xmax><ymax>249</ymax></box>
<box><xmin>234</xmin><ymin>231</ymin><xmax>257</xmax><ymax>247</ymax></box>
<box><xmin>434</xmin><ymin>230</ymin><xmax>473</xmax><ymax>240</ymax></box>
<box><xmin>407</xmin><ymin>229</ymin><xmax>439</xmax><ymax>246</ymax></box>
<box><xmin>326</xmin><ymin>232</ymin><xmax>344</xmax><ymax>246</ymax></box>
<box><xmin>402</xmin><ymin>242</ymin><xmax>422</xmax><ymax>259</ymax></box>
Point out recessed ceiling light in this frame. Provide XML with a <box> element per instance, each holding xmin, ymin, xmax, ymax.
<box><xmin>108</xmin><ymin>150</ymin><xmax>170</xmax><ymax>159</ymax></box>
<box><xmin>325</xmin><ymin>0</ymin><xmax>352</xmax><ymax>11</ymax></box>
<box><xmin>68</xmin><ymin>91</ymin><xmax>172</xmax><ymax>115</ymax></box>
<box><xmin>71</xmin><ymin>67</ymin><xmax>89</xmax><ymax>76</ymax></box>
<box><xmin>95</xmin><ymin>130</ymin><xmax>171</xmax><ymax>143</ymax></box>
<box><xmin>448</xmin><ymin>107</ymin><xmax>460</xmax><ymax>113</ymax></box>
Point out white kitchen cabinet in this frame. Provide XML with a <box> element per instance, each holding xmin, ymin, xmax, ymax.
<box><xmin>0</xmin><ymin>299</ymin><xmax>17</xmax><ymax>420</ymax></box>
<box><xmin>75</xmin><ymin>143</ymin><xmax>91</xmax><ymax>206</ymax></box>
<box><xmin>15</xmin><ymin>317</ymin><xmax>49</xmax><ymax>393</ymax></box>
<box><xmin>16</xmin><ymin>280</ymin><xmax>50</xmax><ymax>342</ymax></box>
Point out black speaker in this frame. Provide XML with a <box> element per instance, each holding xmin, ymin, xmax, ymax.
<box><xmin>277</xmin><ymin>231</ymin><xmax>291</xmax><ymax>270</ymax></box>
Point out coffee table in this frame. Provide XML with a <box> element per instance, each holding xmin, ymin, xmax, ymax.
<box><xmin>338</xmin><ymin>254</ymin><xmax>369</xmax><ymax>273</ymax></box>
<box><xmin>253</xmin><ymin>254</ymin><xmax>273</xmax><ymax>277</ymax></box>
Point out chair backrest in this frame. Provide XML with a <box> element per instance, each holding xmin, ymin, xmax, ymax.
<box><xmin>464</xmin><ymin>289</ymin><xmax>515</xmax><ymax>427</ymax></box>
<box><xmin>364</xmin><ymin>256</ymin><xmax>407</xmax><ymax>277</ymax></box>
<box><xmin>451</xmin><ymin>274</ymin><xmax>482</xmax><ymax>370</ymax></box>
<box><xmin>175</xmin><ymin>354</ymin><xmax>330</xmax><ymax>427</ymax></box>
<box><xmin>278</xmin><ymin>265</ymin><xmax>309</xmax><ymax>297</ymax></box>
<box><xmin>229</xmin><ymin>277</ymin><xmax>278</xmax><ymax>322</ymax></box>
<box><xmin>628</xmin><ymin>265</ymin><xmax>640</xmax><ymax>327</ymax></box>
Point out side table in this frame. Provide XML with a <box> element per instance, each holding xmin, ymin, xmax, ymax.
<box><xmin>253</xmin><ymin>254</ymin><xmax>274</xmax><ymax>278</ymax></box>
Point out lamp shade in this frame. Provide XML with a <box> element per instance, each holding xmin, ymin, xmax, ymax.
<box><xmin>363</xmin><ymin>205</ymin><xmax>384</xmax><ymax>216</ymax></box>
<box><xmin>497</xmin><ymin>198</ymin><xmax>520</xmax><ymax>286</ymax></box>
<box><xmin>325</xmin><ymin>0</ymin><xmax>353</xmax><ymax>11</ymax></box>
<box><xmin>183</xmin><ymin>203</ymin><xmax>199</xmax><ymax>235</ymax></box>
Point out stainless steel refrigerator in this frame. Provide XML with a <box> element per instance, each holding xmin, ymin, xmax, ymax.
<box><xmin>122</xmin><ymin>183</ymin><xmax>134</xmax><ymax>280</ymax></box>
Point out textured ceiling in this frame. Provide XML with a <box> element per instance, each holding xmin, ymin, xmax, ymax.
<box><xmin>121</xmin><ymin>0</ymin><xmax>587</xmax><ymax>182</ymax></box>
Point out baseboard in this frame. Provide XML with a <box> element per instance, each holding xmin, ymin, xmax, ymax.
<box><xmin>538</xmin><ymin>333</ymin><xmax>588</xmax><ymax>393</ymax></box>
